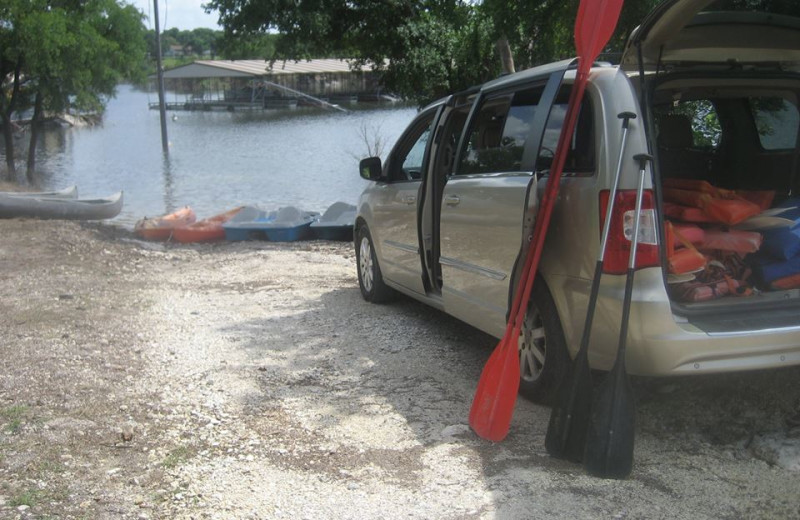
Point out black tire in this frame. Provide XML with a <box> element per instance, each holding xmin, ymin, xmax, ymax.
<box><xmin>355</xmin><ymin>225</ymin><xmax>395</xmax><ymax>303</ymax></box>
<box><xmin>518</xmin><ymin>279</ymin><xmax>569</xmax><ymax>405</ymax></box>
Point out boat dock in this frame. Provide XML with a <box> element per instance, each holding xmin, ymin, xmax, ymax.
<box><xmin>151</xmin><ymin>59</ymin><xmax>397</xmax><ymax>112</ymax></box>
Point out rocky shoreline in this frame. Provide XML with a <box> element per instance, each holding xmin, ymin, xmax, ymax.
<box><xmin>1</xmin><ymin>219</ymin><xmax>799</xmax><ymax>519</ymax></box>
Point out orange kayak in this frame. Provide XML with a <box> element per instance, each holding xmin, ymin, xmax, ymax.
<box><xmin>134</xmin><ymin>206</ymin><xmax>197</xmax><ymax>241</ymax></box>
<box><xmin>172</xmin><ymin>206</ymin><xmax>245</xmax><ymax>243</ymax></box>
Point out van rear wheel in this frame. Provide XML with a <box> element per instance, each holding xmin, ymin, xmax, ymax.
<box><xmin>518</xmin><ymin>281</ymin><xmax>569</xmax><ymax>405</ymax></box>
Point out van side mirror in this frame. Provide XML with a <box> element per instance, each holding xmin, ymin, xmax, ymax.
<box><xmin>359</xmin><ymin>157</ymin><xmax>383</xmax><ymax>181</ymax></box>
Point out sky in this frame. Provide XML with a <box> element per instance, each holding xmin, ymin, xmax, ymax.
<box><xmin>129</xmin><ymin>0</ymin><xmax>221</xmax><ymax>31</ymax></box>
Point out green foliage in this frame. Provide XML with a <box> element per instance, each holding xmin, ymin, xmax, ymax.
<box><xmin>13</xmin><ymin>0</ymin><xmax>147</xmax><ymax>113</ymax></box>
<box><xmin>216</xmin><ymin>33</ymin><xmax>279</xmax><ymax>61</ymax></box>
<box><xmin>145</xmin><ymin>27</ymin><xmax>227</xmax><ymax>58</ymax></box>
<box><xmin>1</xmin><ymin>405</ymin><xmax>28</xmax><ymax>433</ymax></box>
<box><xmin>162</xmin><ymin>445</ymin><xmax>193</xmax><ymax>469</ymax></box>
<box><xmin>204</xmin><ymin>0</ymin><xmax>667</xmax><ymax>103</ymax></box>
<box><xmin>9</xmin><ymin>489</ymin><xmax>44</xmax><ymax>508</ymax></box>
<box><xmin>385</xmin><ymin>8</ymin><xmax>497</xmax><ymax>104</ymax></box>
<box><xmin>0</xmin><ymin>0</ymin><xmax>147</xmax><ymax>178</ymax></box>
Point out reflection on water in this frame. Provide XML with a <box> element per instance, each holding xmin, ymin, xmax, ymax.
<box><xmin>12</xmin><ymin>84</ymin><xmax>417</xmax><ymax>228</ymax></box>
<box><xmin>161</xmin><ymin>154</ymin><xmax>176</xmax><ymax>212</ymax></box>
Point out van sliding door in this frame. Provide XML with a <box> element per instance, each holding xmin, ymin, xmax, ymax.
<box><xmin>439</xmin><ymin>69</ymin><xmax>567</xmax><ymax>337</ymax></box>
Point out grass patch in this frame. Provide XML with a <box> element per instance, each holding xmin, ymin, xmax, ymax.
<box><xmin>1</xmin><ymin>405</ymin><xmax>29</xmax><ymax>433</ymax></box>
<box><xmin>38</xmin><ymin>459</ymin><xmax>66</xmax><ymax>474</ymax></box>
<box><xmin>9</xmin><ymin>488</ymin><xmax>44</xmax><ymax>507</ymax></box>
<box><xmin>8</xmin><ymin>487</ymin><xmax>68</xmax><ymax>510</ymax></box>
<box><xmin>162</xmin><ymin>446</ymin><xmax>193</xmax><ymax>469</ymax></box>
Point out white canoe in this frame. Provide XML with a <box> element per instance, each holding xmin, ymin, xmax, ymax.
<box><xmin>0</xmin><ymin>191</ymin><xmax>123</xmax><ymax>220</ymax></box>
<box><xmin>0</xmin><ymin>185</ymin><xmax>78</xmax><ymax>199</ymax></box>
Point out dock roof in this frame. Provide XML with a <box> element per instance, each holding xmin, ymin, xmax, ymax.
<box><xmin>162</xmin><ymin>59</ymin><xmax>375</xmax><ymax>79</ymax></box>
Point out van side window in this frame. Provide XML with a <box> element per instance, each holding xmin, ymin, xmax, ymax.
<box><xmin>388</xmin><ymin>112</ymin><xmax>435</xmax><ymax>181</ymax></box>
<box><xmin>751</xmin><ymin>97</ymin><xmax>799</xmax><ymax>151</ymax></box>
<box><xmin>536</xmin><ymin>89</ymin><xmax>595</xmax><ymax>174</ymax></box>
<box><xmin>457</xmin><ymin>88</ymin><xmax>543</xmax><ymax>175</ymax></box>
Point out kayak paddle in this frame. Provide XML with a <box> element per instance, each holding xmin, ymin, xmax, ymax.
<box><xmin>545</xmin><ymin>111</ymin><xmax>636</xmax><ymax>461</ymax></box>
<box><xmin>583</xmin><ymin>153</ymin><xmax>652</xmax><ymax>479</ymax></box>
<box><xmin>469</xmin><ymin>0</ymin><xmax>626</xmax><ymax>442</ymax></box>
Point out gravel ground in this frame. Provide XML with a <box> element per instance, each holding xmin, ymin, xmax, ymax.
<box><xmin>1</xmin><ymin>219</ymin><xmax>799</xmax><ymax>520</ymax></box>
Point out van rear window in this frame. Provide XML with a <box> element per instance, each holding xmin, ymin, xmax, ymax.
<box><xmin>704</xmin><ymin>1</ymin><xmax>800</xmax><ymax>17</ymax></box>
<box><xmin>750</xmin><ymin>97</ymin><xmax>799</xmax><ymax>151</ymax></box>
<box><xmin>654</xmin><ymin>100</ymin><xmax>721</xmax><ymax>149</ymax></box>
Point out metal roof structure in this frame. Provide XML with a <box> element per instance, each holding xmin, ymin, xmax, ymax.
<box><xmin>162</xmin><ymin>59</ymin><xmax>375</xmax><ymax>80</ymax></box>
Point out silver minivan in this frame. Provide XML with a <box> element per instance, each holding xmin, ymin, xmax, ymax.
<box><xmin>354</xmin><ymin>0</ymin><xmax>800</xmax><ymax>403</ymax></box>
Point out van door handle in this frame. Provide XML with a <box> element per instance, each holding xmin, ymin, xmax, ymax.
<box><xmin>402</xmin><ymin>195</ymin><xmax>417</xmax><ymax>205</ymax></box>
<box><xmin>444</xmin><ymin>195</ymin><xmax>461</xmax><ymax>206</ymax></box>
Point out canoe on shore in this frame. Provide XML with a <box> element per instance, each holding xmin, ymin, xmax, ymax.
<box><xmin>310</xmin><ymin>202</ymin><xmax>356</xmax><ymax>241</ymax></box>
<box><xmin>0</xmin><ymin>191</ymin><xmax>123</xmax><ymax>220</ymax></box>
<box><xmin>172</xmin><ymin>206</ymin><xmax>245</xmax><ymax>243</ymax></box>
<box><xmin>0</xmin><ymin>185</ymin><xmax>78</xmax><ymax>199</ymax></box>
<box><xmin>134</xmin><ymin>206</ymin><xmax>197</xmax><ymax>241</ymax></box>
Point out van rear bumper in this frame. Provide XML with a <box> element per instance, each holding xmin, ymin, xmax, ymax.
<box><xmin>631</xmin><ymin>321</ymin><xmax>800</xmax><ymax>375</ymax></box>
<box><xmin>546</xmin><ymin>270</ymin><xmax>800</xmax><ymax>376</ymax></box>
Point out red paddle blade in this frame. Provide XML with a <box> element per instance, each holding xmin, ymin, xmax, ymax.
<box><xmin>469</xmin><ymin>334</ymin><xmax>520</xmax><ymax>442</ymax></box>
<box><xmin>576</xmin><ymin>0</ymin><xmax>625</xmax><ymax>75</ymax></box>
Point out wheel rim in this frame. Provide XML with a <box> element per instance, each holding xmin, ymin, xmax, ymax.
<box><xmin>519</xmin><ymin>306</ymin><xmax>546</xmax><ymax>383</ymax></box>
<box><xmin>359</xmin><ymin>236</ymin><xmax>374</xmax><ymax>293</ymax></box>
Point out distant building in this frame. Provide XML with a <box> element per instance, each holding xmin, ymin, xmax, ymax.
<box><xmin>164</xmin><ymin>44</ymin><xmax>187</xmax><ymax>58</ymax></box>
<box><xmin>155</xmin><ymin>59</ymin><xmax>391</xmax><ymax>111</ymax></box>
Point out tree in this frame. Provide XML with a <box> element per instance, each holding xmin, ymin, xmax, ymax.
<box><xmin>206</xmin><ymin>0</ymin><xmax>492</xmax><ymax>103</ymax></box>
<box><xmin>0</xmin><ymin>0</ymin><xmax>147</xmax><ymax>182</ymax></box>
<box><xmin>205</xmin><ymin>0</ymin><xmax>667</xmax><ymax>104</ymax></box>
<box><xmin>215</xmin><ymin>32</ymin><xmax>278</xmax><ymax>61</ymax></box>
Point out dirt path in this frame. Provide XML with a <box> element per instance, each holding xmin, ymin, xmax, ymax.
<box><xmin>1</xmin><ymin>220</ymin><xmax>799</xmax><ymax>519</ymax></box>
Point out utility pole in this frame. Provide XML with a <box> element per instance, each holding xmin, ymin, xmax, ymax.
<box><xmin>153</xmin><ymin>0</ymin><xmax>169</xmax><ymax>154</ymax></box>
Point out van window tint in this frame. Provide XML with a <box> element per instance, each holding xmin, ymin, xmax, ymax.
<box><xmin>457</xmin><ymin>88</ymin><xmax>542</xmax><ymax>175</ymax></box>
<box><xmin>536</xmin><ymin>90</ymin><xmax>595</xmax><ymax>174</ymax></box>
<box><xmin>751</xmin><ymin>97</ymin><xmax>799</xmax><ymax>150</ymax></box>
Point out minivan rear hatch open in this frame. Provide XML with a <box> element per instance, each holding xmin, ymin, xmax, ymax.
<box><xmin>621</xmin><ymin>0</ymin><xmax>800</xmax><ymax>74</ymax></box>
<box><xmin>623</xmin><ymin>0</ymin><xmax>800</xmax><ymax>332</ymax></box>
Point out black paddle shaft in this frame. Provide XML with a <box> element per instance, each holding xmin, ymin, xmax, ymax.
<box><xmin>545</xmin><ymin>112</ymin><xmax>637</xmax><ymax>462</ymax></box>
<box><xmin>616</xmin><ymin>153</ymin><xmax>652</xmax><ymax>362</ymax></box>
<box><xmin>584</xmin><ymin>152</ymin><xmax>652</xmax><ymax>479</ymax></box>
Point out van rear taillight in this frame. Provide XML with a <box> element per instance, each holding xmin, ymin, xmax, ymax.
<box><xmin>599</xmin><ymin>189</ymin><xmax>660</xmax><ymax>274</ymax></box>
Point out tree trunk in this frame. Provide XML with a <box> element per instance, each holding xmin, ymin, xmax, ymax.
<box><xmin>1</xmin><ymin>117</ymin><xmax>15</xmax><ymax>181</ymax></box>
<box><xmin>26</xmin><ymin>91</ymin><xmax>43</xmax><ymax>182</ymax></box>
<box><xmin>496</xmin><ymin>36</ymin><xmax>515</xmax><ymax>75</ymax></box>
<box><xmin>0</xmin><ymin>58</ymin><xmax>24</xmax><ymax>182</ymax></box>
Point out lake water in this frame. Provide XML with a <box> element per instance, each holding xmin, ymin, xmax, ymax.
<box><xmin>19</xmin><ymin>85</ymin><xmax>418</xmax><ymax>228</ymax></box>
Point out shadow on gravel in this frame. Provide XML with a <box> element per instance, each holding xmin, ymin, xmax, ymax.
<box><xmin>215</xmin><ymin>284</ymin><xmax>800</xmax><ymax>518</ymax></box>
